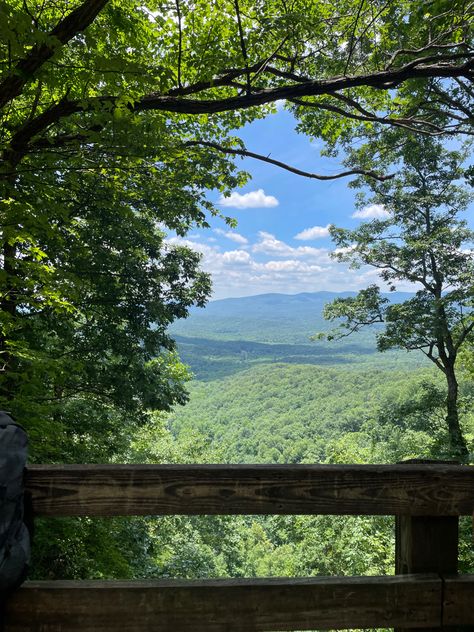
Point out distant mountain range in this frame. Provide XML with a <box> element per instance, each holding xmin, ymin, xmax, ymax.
<box><xmin>170</xmin><ymin>291</ymin><xmax>414</xmax><ymax>345</ymax></box>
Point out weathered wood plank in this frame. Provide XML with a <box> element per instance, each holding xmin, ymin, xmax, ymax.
<box><xmin>394</xmin><ymin>459</ymin><xmax>462</xmax><ymax>632</ymax></box>
<box><xmin>395</xmin><ymin>517</ymin><xmax>458</xmax><ymax>631</ymax></box>
<box><xmin>442</xmin><ymin>575</ymin><xmax>474</xmax><ymax>626</ymax></box>
<box><xmin>25</xmin><ymin>464</ymin><xmax>474</xmax><ymax>517</ymax></box>
<box><xmin>5</xmin><ymin>575</ymin><xmax>442</xmax><ymax>632</ymax></box>
<box><xmin>396</xmin><ymin>516</ymin><xmax>459</xmax><ymax>575</ymax></box>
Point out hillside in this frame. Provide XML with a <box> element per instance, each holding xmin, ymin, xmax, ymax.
<box><xmin>169</xmin><ymin>291</ymin><xmax>425</xmax><ymax>380</ymax></box>
<box><xmin>167</xmin><ymin>291</ymin><xmax>433</xmax><ymax>464</ymax></box>
<box><xmin>169</xmin><ymin>363</ymin><xmax>439</xmax><ymax>464</ymax></box>
<box><xmin>170</xmin><ymin>291</ymin><xmax>415</xmax><ymax>344</ymax></box>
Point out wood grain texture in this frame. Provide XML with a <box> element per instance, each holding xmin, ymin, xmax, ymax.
<box><xmin>395</xmin><ymin>517</ymin><xmax>459</xmax><ymax>631</ymax></box>
<box><xmin>5</xmin><ymin>575</ymin><xmax>442</xmax><ymax>632</ymax></box>
<box><xmin>396</xmin><ymin>516</ymin><xmax>459</xmax><ymax>575</ymax></box>
<box><xmin>442</xmin><ymin>575</ymin><xmax>474</xmax><ymax>626</ymax></box>
<box><xmin>25</xmin><ymin>464</ymin><xmax>474</xmax><ymax>517</ymax></box>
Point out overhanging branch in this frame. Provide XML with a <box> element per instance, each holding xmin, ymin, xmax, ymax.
<box><xmin>3</xmin><ymin>52</ymin><xmax>473</xmax><ymax>172</ymax></box>
<box><xmin>137</xmin><ymin>59</ymin><xmax>474</xmax><ymax>113</ymax></box>
<box><xmin>184</xmin><ymin>140</ymin><xmax>393</xmax><ymax>182</ymax></box>
<box><xmin>289</xmin><ymin>97</ymin><xmax>450</xmax><ymax>136</ymax></box>
<box><xmin>7</xmin><ymin>58</ymin><xmax>474</xmax><ymax>153</ymax></box>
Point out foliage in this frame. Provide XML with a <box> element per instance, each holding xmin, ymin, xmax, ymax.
<box><xmin>169</xmin><ymin>361</ymin><xmax>449</xmax><ymax>464</ymax></box>
<box><xmin>2</xmin><ymin>0</ymin><xmax>473</xmax><ymax>604</ymax></box>
<box><xmin>1</xmin><ymin>0</ymin><xmax>472</xmax><ymax>167</ymax></box>
<box><xmin>4</xmin><ymin>150</ymin><xmax>244</xmax><ymax>462</ymax></box>
<box><xmin>30</xmin><ymin>516</ymin><xmax>157</xmax><ymax>580</ymax></box>
<box><xmin>321</xmin><ymin>138</ymin><xmax>474</xmax><ymax>459</ymax></box>
<box><xmin>1</xmin><ymin>1</ymin><xmax>472</xmax><ymax>447</ymax></box>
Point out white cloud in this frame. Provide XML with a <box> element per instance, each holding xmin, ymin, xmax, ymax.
<box><xmin>253</xmin><ymin>231</ymin><xmax>331</xmax><ymax>262</ymax></box>
<box><xmin>165</xmin><ymin>231</ymin><xmax>418</xmax><ymax>300</ymax></box>
<box><xmin>294</xmin><ymin>224</ymin><xmax>331</xmax><ymax>240</ymax></box>
<box><xmin>262</xmin><ymin>260</ymin><xmax>301</xmax><ymax>272</ymax></box>
<box><xmin>253</xmin><ymin>231</ymin><xmax>292</xmax><ymax>255</ymax></box>
<box><xmin>221</xmin><ymin>250</ymin><xmax>251</xmax><ymax>264</ymax></box>
<box><xmin>352</xmin><ymin>204</ymin><xmax>390</xmax><ymax>219</ymax></box>
<box><xmin>218</xmin><ymin>189</ymin><xmax>279</xmax><ymax>209</ymax></box>
<box><xmin>214</xmin><ymin>228</ymin><xmax>248</xmax><ymax>245</ymax></box>
<box><xmin>256</xmin><ymin>260</ymin><xmax>323</xmax><ymax>273</ymax></box>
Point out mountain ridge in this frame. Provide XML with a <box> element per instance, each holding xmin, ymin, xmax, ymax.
<box><xmin>192</xmin><ymin>289</ymin><xmax>414</xmax><ymax>309</ymax></box>
<box><xmin>170</xmin><ymin>290</ymin><xmax>414</xmax><ymax>345</ymax></box>
<box><xmin>168</xmin><ymin>290</ymin><xmax>423</xmax><ymax>377</ymax></box>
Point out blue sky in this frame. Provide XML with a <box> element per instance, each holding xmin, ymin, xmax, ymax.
<box><xmin>167</xmin><ymin>108</ymin><xmax>472</xmax><ymax>299</ymax></box>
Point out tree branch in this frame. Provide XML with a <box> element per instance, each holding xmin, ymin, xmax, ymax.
<box><xmin>387</xmin><ymin>40</ymin><xmax>470</xmax><ymax>68</ymax></box>
<box><xmin>289</xmin><ymin>96</ymin><xmax>448</xmax><ymax>136</ymax></box>
<box><xmin>0</xmin><ymin>0</ymin><xmax>109</xmax><ymax>111</ymax></box>
<box><xmin>184</xmin><ymin>140</ymin><xmax>393</xmax><ymax>182</ymax></box>
<box><xmin>234</xmin><ymin>0</ymin><xmax>251</xmax><ymax>94</ymax></box>
<box><xmin>455</xmin><ymin>320</ymin><xmax>474</xmax><ymax>351</ymax></box>
<box><xmin>421</xmin><ymin>343</ymin><xmax>446</xmax><ymax>373</ymax></box>
<box><xmin>135</xmin><ymin>58</ymin><xmax>474</xmax><ymax>111</ymax></box>
<box><xmin>332</xmin><ymin>92</ymin><xmax>451</xmax><ymax>134</ymax></box>
<box><xmin>431</xmin><ymin>83</ymin><xmax>474</xmax><ymax>119</ymax></box>
<box><xmin>326</xmin><ymin>316</ymin><xmax>383</xmax><ymax>340</ymax></box>
<box><xmin>4</xmin><ymin>57</ymin><xmax>474</xmax><ymax>167</ymax></box>
<box><xmin>175</xmin><ymin>0</ymin><xmax>183</xmax><ymax>89</ymax></box>
<box><xmin>344</xmin><ymin>0</ymin><xmax>365</xmax><ymax>75</ymax></box>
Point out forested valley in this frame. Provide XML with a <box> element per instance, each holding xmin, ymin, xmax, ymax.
<box><xmin>31</xmin><ymin>291</ymin><xmax>474</xmax><ymax>592</ymax></box>
<box><xmin>1</xmin><ymin>1</ymin><xmax>474</xmax><ymax>631</ymax></box>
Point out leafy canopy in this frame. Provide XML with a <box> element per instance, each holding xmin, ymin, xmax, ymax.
<box><xmin>0</xmin><ymin>2</ymin><xmax>472</xmax><ymax>440</ymax></box>
<box><xmin>1</xmin><ymin>0</ymin><xmax>473</xmax><ymax>178</ymax></box>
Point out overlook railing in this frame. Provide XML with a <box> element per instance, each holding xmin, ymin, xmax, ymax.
<box><xmin>5</xmin><ymin>463</ymin><xmax>474</xmax><ymax>631</ymax></box>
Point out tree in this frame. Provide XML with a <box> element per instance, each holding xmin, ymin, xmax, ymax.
<box><xmin>0</xmin><ymin>1</ymin><xmax>473</xmax><ymax>432</ymax></box>
<box><xmin>320</xmin><ymin>138</ymin><xmax>474</xmax><ymax>461</ymax></box>
<box><xmin>1</xmin><ymin>0</ymin><xmax>473</xmax><ymax>184</ymax></box>
<box><xmin>4</xmin><ymin>131</ymin><xmax>253</xmax><ymax>462</ymax></box>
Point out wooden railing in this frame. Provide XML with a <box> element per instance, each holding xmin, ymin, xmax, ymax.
<box><xmin>5</xmin><ymin>463</ymin><xmax>474</xmax><ymax>631</ymax></box>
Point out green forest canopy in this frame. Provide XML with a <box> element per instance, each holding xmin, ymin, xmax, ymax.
<box><xmin>1</xmin><ymin>0</ymin><xmax>473</xmax><ymax>443</ymax></box>
<box><xmin>1</xmin><ymin>0</ymin><xmax>473</xmax><ymax>605</ymax></box>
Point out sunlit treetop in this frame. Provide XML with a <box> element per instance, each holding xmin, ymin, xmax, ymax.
<box><xmin>0</xmin><ymin>0</ymin><xmax>472</xmax><ymax>181</ymax></box>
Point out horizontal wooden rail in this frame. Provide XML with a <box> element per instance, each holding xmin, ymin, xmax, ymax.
<box><xmin>5</xmin><ymin>574</ymin><xmax>445</xmax><ymax>631</ymax></box>
<box><xmin>443</xmin><ymin>575</ymin><xmax>474</xmax><ymax>625</ymax></box>
<box><xmin>26</xmin><ymin>463</ymin><xmax>474</xmax><ymax>517</ymax></box>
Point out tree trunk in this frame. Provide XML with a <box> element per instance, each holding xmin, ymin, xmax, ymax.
<box><xmin>445</xmin><ymin>365</ymin><xmax>469</xmax><ymax>462</ymax></box>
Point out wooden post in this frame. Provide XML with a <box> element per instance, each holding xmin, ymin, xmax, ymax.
<box><xmin>395</xmin><ymin>460</ymin><xmax>459</xmax><ymax>632</ymax></box>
